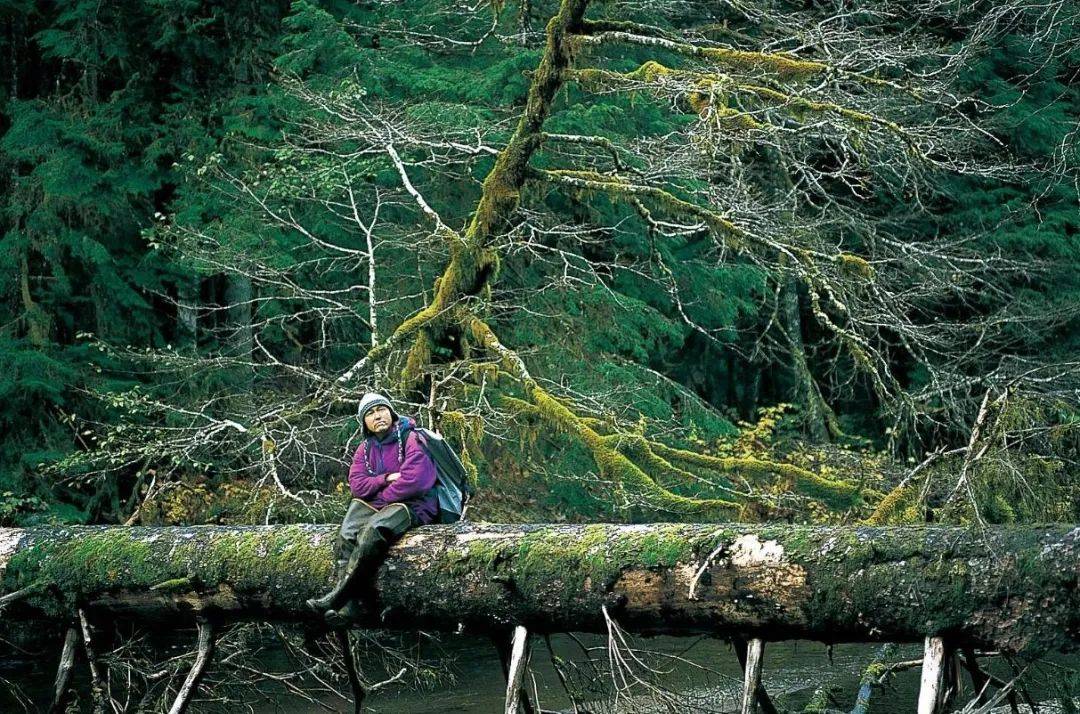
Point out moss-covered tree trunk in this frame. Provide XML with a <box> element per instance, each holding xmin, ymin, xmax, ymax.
<box><xmin>1</xmin><ymin>524</ymin><xmax>1075</xmax><ymax>653</ymax></box>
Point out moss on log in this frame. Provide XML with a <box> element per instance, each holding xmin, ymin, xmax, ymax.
<box><xmin>0</xmin><ymin>524</ymin><xmax>1075</xmax><ymax>654</ymax></box>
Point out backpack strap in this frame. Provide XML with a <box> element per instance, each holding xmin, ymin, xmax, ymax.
<box><xmin>407</xmin><ymin>428</ymin><xmax>433</xmax><ymax>459</ymax></box>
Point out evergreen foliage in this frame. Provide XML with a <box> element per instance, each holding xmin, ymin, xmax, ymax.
<box><xmin>0</xmin><ymin>0</ymin><xmax>1076</xmax><ymax>527</ymax></box>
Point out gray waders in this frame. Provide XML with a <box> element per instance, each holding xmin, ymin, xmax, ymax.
<box><xmin>306</xmin><ymin>499</ymin><xmax>415</xmax><ymax>625</ymax></box>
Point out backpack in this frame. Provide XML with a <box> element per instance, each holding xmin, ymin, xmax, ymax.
<box><xmin>412</xmin><ymin>427</ymin><xmax>473</xmax><ymax>524</ymax></box>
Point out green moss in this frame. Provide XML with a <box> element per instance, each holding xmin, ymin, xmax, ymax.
<box><xmin>698</xmin><ymin>46</ymin><xmax>829</xmax><ymax>78</ymax></box>
<box><xmin>449</xmin><ymin>524</ymin><xmax>702</xmax><ymax>600</ymax></box>
<box><xmin>631</xmin><ymin>525</ymin><xmax>696</xmax><ymax>567</ymax></box>
<box><xmin>568</xmin><ymin>63</ymin><xmax>869</xmax><ymax>133</ymax></box>
<box><xmin>865</xmin><ymin>483</ymin><xmax>920</xmax><ymax>525</ymax></box>
<box><xmin>4</xmin><ymin>526</ymin><xmax>335</xmax><ymax>615</ymax></box>
<box><xmin>648</xmin><ymin>440</ymin><xmax>861</xmax><ymax>510</ymax></box>
<box><xmin>529</xmin><ymin>385</ymin><xmax>739</xmax><ymax>519</ymax></box>
<box><xmin>802</xmin><ymin>685</ymin><xmax>837</xmax><ymax>713</ymax></box>
<box><xmin>627</xmin><ymin>60</ymin><xmax>674</xmax><ymax>83</ymax></box>
<box><xmin>149</xmin><ymin>576</ymin><xmax>192</xmax><ymax>591</ymax></box>
<box><xmin>836</xmin><ymin>252</ymin><xmax>875</xmax><ymax>280</ymax></box>
<box><xmin>400</xmin><ymin>331</ymin><xmax>434</xmax><ymax>391</ymax></box>
<box><xmin>6</xmin><ymin>529</ymin><xmax>168</xmax><ymax>614</ymax></box>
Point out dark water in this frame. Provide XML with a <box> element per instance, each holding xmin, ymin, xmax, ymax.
<box><xmin>1</xmin><ymin>625</ymin><xmax>1075</xmax><ymax>713</ymax></box>
<box><xmin>344</xmin><ymin>635</ymin><xmax>929</xmax><ymax>714</ymax></box>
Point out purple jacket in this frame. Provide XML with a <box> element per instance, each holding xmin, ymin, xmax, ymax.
<box><xmin>348</xmin><ymin>416</ymin><xmax>439</xmax><ymax>525</ymax></box>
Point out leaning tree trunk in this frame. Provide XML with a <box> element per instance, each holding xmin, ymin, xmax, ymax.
<box><xmin>1</xmin><ymin>524</ymin><xmax>1075</xmax><ymax>654</ymax></box>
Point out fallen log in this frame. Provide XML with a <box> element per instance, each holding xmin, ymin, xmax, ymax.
<box><xmin>0</xmin><ymin>524</ymin><xmax>1076</xmax><ymax>653</ymax></box>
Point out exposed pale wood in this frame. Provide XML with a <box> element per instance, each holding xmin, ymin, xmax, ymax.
<box><xmin>167</xmin><ymin>618</ymin><xmax>215</xmax><ymax>714</ymax></box>
<box><xmin>0</xmin><ymin>584</ymin><xmax>35</xmax><ymax>610</ymax></box>
<box><xmin>917</xmin><ymin>636</ymin><xmax>946</xmax><ymax>714</ymax></box>
<box><xmin>48</xmin><ymin>626</ymin><xmax>79</xmax><ymax>714</ymax></box>
<box><xmin>739</xmin><ymin>638</ymin><xmax>764</xmax><ymax>714</ymax></box>
<box><xmin>733</xmin><ymin>638</ymin><xmax>779</xmax><ymax>714</ymax></box>
<box><xmin>335</xmin><ymin>629</ymin><xmax>366</xmax><ymax>714</ymax></box>
<box><xmin>505</xmin><ymin>626</ymin><xmax>531</xmax><ymax>714</ymax></box>
<box><xmin>493</xmin><ymin>632</ymin><xmax>535</xmax><ymax>714</ymax></box>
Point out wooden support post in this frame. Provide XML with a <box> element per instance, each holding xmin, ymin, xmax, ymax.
<box><xmin>739</xmin><ymin>638</ymin><xmax>765</xmax><ymax>714</ymax></box>
<box><xmin>494</xmin><ymin>630</ymin><xmax>535</xmax><ymax>712</ymax></box>
<box><xmin>335</xmin><ymin>629</ymin><xmax>367</xmax><ymax>714</ymax></box>
<box><xmin>504</xmin><ymin>625</ymin><xmax>531</xmax><ymax>714</ymax></box>
<box><xmin>504</xmin><ymin>626</ymin><xmax>530</xmax><ymax>714</ymax></box>
<box><xmin>917</xmin><ymin>636</ymin><xmax>946</xmax><ymax>714</ymax></box>
<box><xmin>79</xmin><ymin>609</ymin><xmax>108</xmax><ymax>714</ymax></box>
<box><xmin>167</xmin><ymin>618</ymin><xmax>215</xmax><ymax>714</ymax></box>
<box><xmin>733</xmin><ymin>639</ymin><xmax>778</xmax><ymax>714</ymax></box>
<box><xmin>48</xmin><ymin>626</ymin><xmax>79</xmax><ymax>714</ymax></box>
<box><xmin>943</xmin><ymin>647</ymin><xmax>962</xmax><ymax>707</ymax></box>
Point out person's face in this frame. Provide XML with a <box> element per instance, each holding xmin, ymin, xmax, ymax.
<box><xmin>363</xmin><ymin>405</ymin><xmax>393</xmax><ymax>437</ymax></box>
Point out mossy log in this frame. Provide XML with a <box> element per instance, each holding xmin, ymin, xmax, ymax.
<box><xmin>1</xmin><ymin>524</ymin><xmax>1076</xmax><ymax>654</ymax></box>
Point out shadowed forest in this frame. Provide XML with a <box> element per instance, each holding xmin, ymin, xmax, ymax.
<box><xmin>3</xmin><ymin>0</ymin><xmax>1077</xmax><ymax>530</ymax></box>
<box><xmin>0</xmin><ymin>0</ymin><xmax>1078</xmax><ymax>710</ymax></box>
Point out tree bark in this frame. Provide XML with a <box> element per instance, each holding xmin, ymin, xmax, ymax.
<box><xmin>0</xmin><ymin>524</ymin><xmax>1075</xmax><ymax>654</ymax></box>
<box><xmin>176</xmin><ymin>279</ymin><xmax>198</xmax><ymax>348</ymax></box>
<box><xmin>778</xmin><ymin>274</ymin><xmax>831</xmax><ymax>442</ymax></box>
<box><xmin>224</xmin><ymin>274</ymin><xmax>253</xmax><ymax>360</ymax></box>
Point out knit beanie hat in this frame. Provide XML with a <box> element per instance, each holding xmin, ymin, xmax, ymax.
<box><xmin>357</xmin><ymin>393</ymin><xmax>399</xmax><ymax>435</ymax></box>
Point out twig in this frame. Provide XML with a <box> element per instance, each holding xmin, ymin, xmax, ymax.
<box><xmin>544</xmin><ymin>635</ymin><xmax>581</xmax><ymax>714</ymax></box>
<box><xmin>688</xmin><ymin>537</ymin><xmax>726</xmax><ymax>600</ymax></box>
<box><xmin>167</xmin><ymin>618</ymin><xmax>215</xmax><ymax>714</ymax></box>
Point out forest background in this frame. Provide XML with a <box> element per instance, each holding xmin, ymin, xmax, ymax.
<box><xmin>1</xmin><ymin>0</ymin><xmax>1078</xmax><ymax>531</ymax></box>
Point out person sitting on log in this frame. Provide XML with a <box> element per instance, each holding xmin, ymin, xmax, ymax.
<box><xmin>307</xmin><ymin>392</ymin><xmax>438</xmax><ymax>626</ymax></box>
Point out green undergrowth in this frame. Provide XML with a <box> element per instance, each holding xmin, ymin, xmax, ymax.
<box><xmin>135</xmin><ymin>479</ymin><xmax>350</xmax><ymax>526</ymax></box>
<box><xmin>464</xmin><ymin>401</ymin><xmax>889</xmax><ymax>525</ymax></box>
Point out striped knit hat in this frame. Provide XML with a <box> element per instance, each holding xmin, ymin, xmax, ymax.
<box><xmin>357</xmin><ymin>393</ymin><xmax>399</xmax><ymax>436</ymax></box>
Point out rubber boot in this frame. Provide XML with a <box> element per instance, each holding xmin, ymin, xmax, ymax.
<box><xmin>314</xmin><ymin>525</ymin><xmax>391</xmax><ymax>614</ymax></box>
<box><xmin>305</xmin><ymin>559</ymin><xmax>349</xmax><ymax>612</ymax></box>
<box><xmin>324</xmin><ymin>598</ymin><xmax>366</xmax><ymax>628</ymax></box>
<box><xmin>305</xmin><ymin>538</ymin><xmax>355</xmax><ymax>613</ymax></box>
